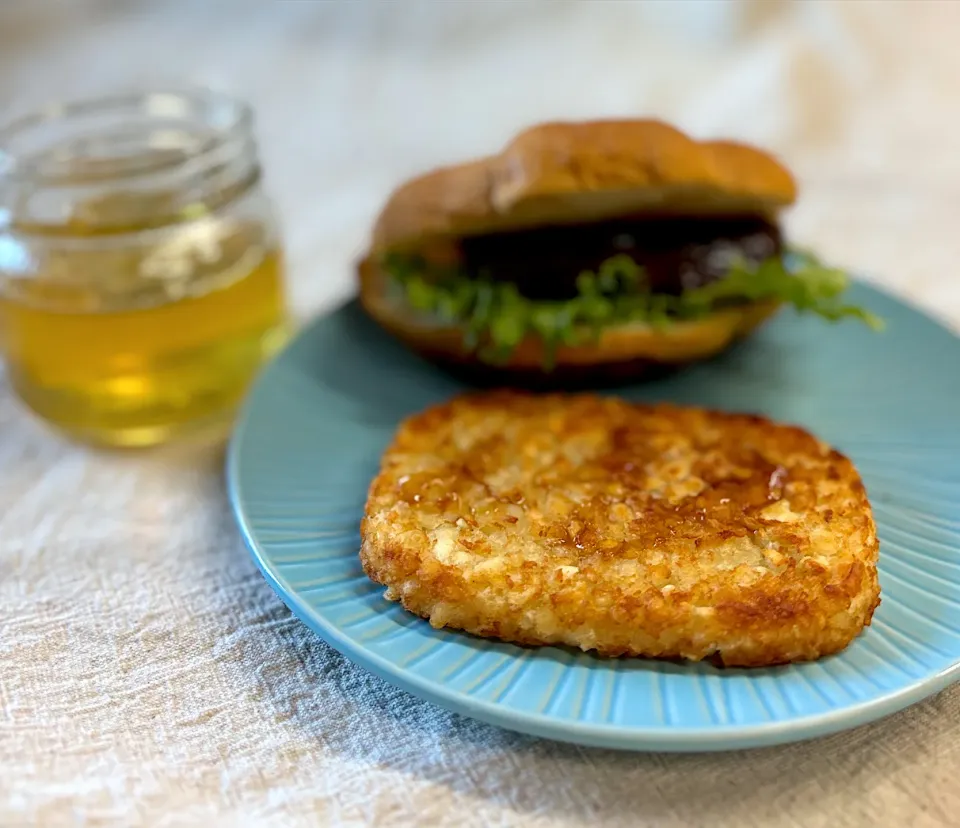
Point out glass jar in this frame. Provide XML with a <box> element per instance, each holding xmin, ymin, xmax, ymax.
<box><xmin>0</xmin><ymin>90</ymin><xmax>290</xmax><ymax>447</ymax></box>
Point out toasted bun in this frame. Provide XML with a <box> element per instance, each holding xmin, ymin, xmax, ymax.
<box><xmin>371</xmin><ymin>120</ymin><xmax>797</xmax><ymax>254</ymax></box>
<box><xmin>361</xmin><ymin>392</ymin><xmax>880</xmax><ymax>667</ymax></box>
<box><xmin>360</xmin><ymin>119</ymin><xmax>795</xmax><ymax>381</ymax></box>
<box><xmin>358</xmin><ymin>256</ymin><xmax>780</xmax><ymax>385</ymax></box>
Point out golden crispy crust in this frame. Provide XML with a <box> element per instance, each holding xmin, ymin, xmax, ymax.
<box><xmin>370</xmin><ymin>120</ymin><xmax>797</xmax><ymax>254</ymax></box>
<box><xmin>360</xmin><ymin>393</ymin><xmax>880</xmax><ymax>667</ymax></box>
<box><xmin>358</xmin><ymin>256</ymin><xmax>781</xmax><ymax>378</ymax></box>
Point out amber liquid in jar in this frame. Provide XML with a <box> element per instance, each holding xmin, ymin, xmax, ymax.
<box><xmin>0</xmin><ymin>91</ymin><xmax>290</xmax><ymax>446</ymax></box>
<box><xmin>0</xmin><ymin>217</ymin><xmax>287</xmax><ymax>446</ymax></box>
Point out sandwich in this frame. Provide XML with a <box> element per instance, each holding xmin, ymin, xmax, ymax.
<box><xmin>358</xmin><ymin>120</ymin><xmax>878</xmax><ymax>381</ymax></box>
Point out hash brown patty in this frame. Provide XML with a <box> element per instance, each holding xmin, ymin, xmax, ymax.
<box><xmin>360</xmin><ymin>392</ymin><xmax>880</xmax><ymax>666</ymax></box>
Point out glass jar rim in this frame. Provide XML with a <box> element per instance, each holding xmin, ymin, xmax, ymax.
<box><xmin>0</xmin><ymin>88</ymin><xmax>254</xmax><ymax>185</ymax></box>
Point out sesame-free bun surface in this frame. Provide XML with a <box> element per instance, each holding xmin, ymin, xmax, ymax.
<box><xmin>370</xmin><ymin>120</ymin><xmax>797</xmax><ymax>254</ymax></box>
<box><xmin>360</xmin><ymin>392</ymin><xmax>880</xmax><ymax>667</ymax></box>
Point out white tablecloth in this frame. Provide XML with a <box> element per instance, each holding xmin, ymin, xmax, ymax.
<box><xmin>2</xmin><ymin>2</ymin><xmax>959</xmax><ymax>825</ymax></box>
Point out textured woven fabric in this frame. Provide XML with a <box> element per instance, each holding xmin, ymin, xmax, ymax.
<box><xmin>2</xmin><ymin>2</ymin><xmax>959</xmax><ymax>825</ymax></box>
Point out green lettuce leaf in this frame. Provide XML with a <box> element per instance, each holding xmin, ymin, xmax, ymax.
<box><xmin>381</xmin><ymin>249</ymin><xmax>882</xmax><ymax>368</ymax></box>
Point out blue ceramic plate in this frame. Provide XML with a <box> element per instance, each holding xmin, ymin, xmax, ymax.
<box><xmin>227</xmin><ymin>283</ymin><xmax>960</xmax><ymax>752</ymax></box>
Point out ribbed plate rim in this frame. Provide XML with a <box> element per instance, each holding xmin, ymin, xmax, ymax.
<box><xmin>226</xmin><ymin>282</ymin><xmax>960</xmax><ymax>752</ymax></box>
